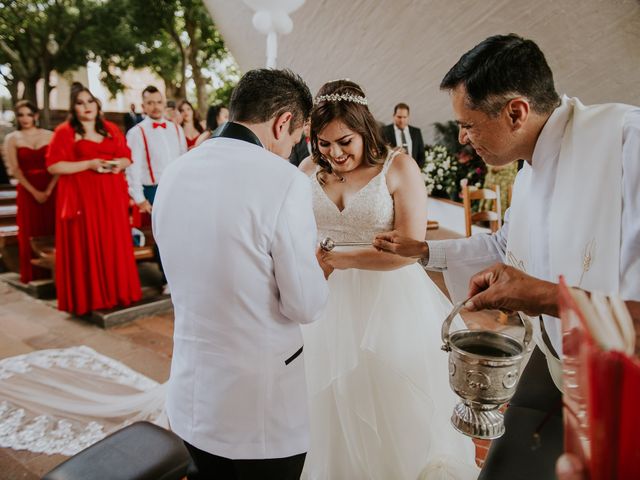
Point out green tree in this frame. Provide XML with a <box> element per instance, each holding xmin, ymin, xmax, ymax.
<box><xmin>0</xmin><ymin>0</ymin><xmax>105</xmax><ymax>126</ymax></box>
<box><xmin>121</xmin><ymin>0</ymin><xmax>235</xmax><ymax>115</ymax></box>
<box><xmin>0</xmin><ymin>0</ymin><xmax>237</xmax><ymax>125</ymax></box>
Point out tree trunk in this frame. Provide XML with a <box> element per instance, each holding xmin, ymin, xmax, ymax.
<box><xmin>164</xmin><ymin>80</ymin><xmax>183</xmax><ymax>101</ymax></box>
<box><xmin>23</xmin><ymin>76</ymin><xmax>39</xmax><ymax>103</ymax></box>
<box><xmin>41</xmin><ymin>64</ymin><xmax>52</xmax><ymax>129</ymax></box>
<box><xmin>167</xmin><ymin>27</ymin><xmax>187</xmax><ymax>101</ymax></box>
<box><xmin>192</xmin><ymin>65</ymin><xmax>208</xmax><ymax>118</ymax></box>
<box><xmin>5</xmin><ymin>77</ymin><xmax>18</xmax><ymax>108</ymax></box>
<box><xmin>188</xmin><ymin>41</ymin><xmax>207</xmax><ymax>117</ymax></box>
<box><xmin>184</xmin><ymin>15</ymin><xmax>207</xmax><ymax>117</ymax></box>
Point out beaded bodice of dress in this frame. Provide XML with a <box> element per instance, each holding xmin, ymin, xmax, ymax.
<box><xmin>311</xmin><ymin>151</ymin><xmax>397</xmax><ymax>243</ymax></box>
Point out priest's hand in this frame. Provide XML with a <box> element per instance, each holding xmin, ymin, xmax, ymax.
<box><xmin>556</xmin><ymin>454</ymin><xmax>586</xmax><ymax>480</ymax></box>
<box><xmin>465</xmin><ymin>263</ymin><xmax>559</xmax><ymax>317</ymax></box>
<box><xmin>137</xmin><ymin>200</ymin><xmax>152</xmax><ymax>214</ymax></box>
<box><xmin>372</xmin><ymin>230</ymin><xmax>429</xmax><ymax>260</ymax></box>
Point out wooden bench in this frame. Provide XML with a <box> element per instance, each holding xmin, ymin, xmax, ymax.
<box><xmin>30</xmin><ymin>234</ymin><xmax>155</xmax><ymax>276</ymax></box>
<box><xmin>0</xmin><ymin>224</ymin><xmax>19</xmax><ymax>272</ymax></box>
<box><xmin>0</xmin><ymin>189</ymin><xmax>17</xmax><ymax>206</ymax></box>
<box><xmin>0</xmin><ymin>204</ymin><xmax>17</xmax><ymax>227</ymax></box>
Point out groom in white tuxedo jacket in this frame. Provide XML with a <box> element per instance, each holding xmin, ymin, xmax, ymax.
<box><xmin>152</xmin><ymin>69</ymin><xmax>328</xmax><ymax>480</ymax></box>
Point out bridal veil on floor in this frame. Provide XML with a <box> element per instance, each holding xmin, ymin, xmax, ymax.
<box><xmin>0</xmin><ymin>345</ymin><xmax>166</xmax><ymax>456</ymax></box>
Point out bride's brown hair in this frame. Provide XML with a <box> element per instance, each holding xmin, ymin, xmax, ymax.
<box><xmin>310</xmin><ymin>80</ymin><xmax>388</xmax><ymax>185</ymax></box>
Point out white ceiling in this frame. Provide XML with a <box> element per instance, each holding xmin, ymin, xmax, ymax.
<box><xmin>204</xmin><ymin>0</ymin><xmax>640</xmax><ymax>141</ymax></box>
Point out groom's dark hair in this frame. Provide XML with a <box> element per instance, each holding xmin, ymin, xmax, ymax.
<box><xmin>229</xmin><ymin>69</ymin><xmax>312</xmax><ymax>133</ymax></box>
<box><xmin>440</xmin><ymin>34</ymin><xmax>560</xmax><ymax>116</ymax></box>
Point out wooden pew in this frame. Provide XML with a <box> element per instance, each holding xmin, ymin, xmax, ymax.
<box><xmin>0</xmin><ymin>205</ymin><xmax>17</xmax><ymax>227</ymax></box>
<box><xmin>29</xmin><ymin>234</ymin><xmax>155</xmax><ymax>279</ymax></box>
<box><xmin>0</xmin><ymin>189</ymin><xmax>17</xmax><ymax>206</ymax></box>
<box><xmin>0</xmin><ymin>225</ymin><xmax>19</xmax><ymax>272</ymax></box>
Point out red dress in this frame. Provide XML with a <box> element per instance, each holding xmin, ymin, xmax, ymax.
<box><xmin>186</xmin><ymin>135</ymin><xmax>198</xmax><ymax>150</ymax></box>
<box><xmin>46</xmin><ymin>121</ymin><xmax>142</xmax><ymax>315</ymax></box>
<box><xmin>16</xmin><ymin>146</ymin><xmax>56</xmax><ymax>283</ymax></box>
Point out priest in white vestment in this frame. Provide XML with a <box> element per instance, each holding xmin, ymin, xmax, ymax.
<box><xmin>375</xmin><ymin>34</ymin><xmax>640</xmax><ymax>480</ymax></box>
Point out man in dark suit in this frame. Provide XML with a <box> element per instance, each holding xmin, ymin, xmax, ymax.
<box><xmin>382</xmin><ymin>103</ymin><xmax>426</xmax><ymax>168</ymax></box>
<box><xmin>124</xmin><ymin>103</ymin><xmax>143</xmax><ymax>132</ymax></box>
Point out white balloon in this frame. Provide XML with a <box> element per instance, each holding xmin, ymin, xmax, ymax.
<box><xmin>272</xmin><ymin>11</ymin><xmax>293</xmax><ymax>34</ymax></box>
<box><xmin>252</xmin><ymin>10</ymin><xmax>273</xmax><ymax>34</ymax></box>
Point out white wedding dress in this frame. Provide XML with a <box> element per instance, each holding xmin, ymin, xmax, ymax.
<box><xmin>301</xmin><ymin>153</ymin><xmax>479</xmax><ymax>479</ymax></box>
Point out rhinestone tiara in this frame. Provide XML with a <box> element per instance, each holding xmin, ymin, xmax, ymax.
<box><xmin>315</xmin><ymin>93</ymin><xmax>368</xmax><ymax>106</ymax></box>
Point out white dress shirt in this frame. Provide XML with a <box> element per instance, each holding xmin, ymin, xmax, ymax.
<box><xmin>152</xmin><ymin>136</ymin><xmax>328</xmax><ymax>459</ymax></box>
<box><xmin>424</xmin><ymin>96</ymin><xmax>640</xmax><ymax>356</ymax></box>
<box><xmin>126</xmin><ymin>117</ymin><xmax>187</xmax><ymax>203</ymax></box>
<box><xmin>394</xmin><ymin>125</ymin><xmax>412</xmax><ymax>154</ymax></box>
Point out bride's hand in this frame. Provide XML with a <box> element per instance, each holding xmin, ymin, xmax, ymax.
<box><xmin>322</xmin><ymin>249</ymin><xmax>357</xmax><ymax>271</ymax></box>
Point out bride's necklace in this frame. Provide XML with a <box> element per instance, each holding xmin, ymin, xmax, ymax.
<box><xmin>334</xmin><ymin>171</ymin><xmax>346</xmax><ymax>183</ymax></box>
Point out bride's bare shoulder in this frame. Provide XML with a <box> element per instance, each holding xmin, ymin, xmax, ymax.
<box><xmin>298</xmin><ymin>156</ymin><xmax>316</xmax><ymax>176</ymax></box>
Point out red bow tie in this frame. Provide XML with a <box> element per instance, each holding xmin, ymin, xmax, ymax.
<box><xmin>152</xmin><ymin>122</ymin><xmax>167</xmax><ymax>129</ymax></box>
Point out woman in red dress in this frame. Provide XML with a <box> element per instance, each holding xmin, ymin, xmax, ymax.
<box><xmin>178</xmin><ymin>100</ymin><xmax>204</xmax><ymax>150</ymax></box>
<box><xmin>3</xmin><ymin>100</ymin><xmax>57</xmax><ymax>283</ymax></box>
<box><xmin>46</xmin><ymin>83</ymin><xmax>142</xmax><ymax>315</ymax></box>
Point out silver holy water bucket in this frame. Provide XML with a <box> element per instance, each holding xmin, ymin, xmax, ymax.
<box><xmin>441</xmin><ymin>303</ymin><xmax>534</xmax><ymax>439</ymax></box>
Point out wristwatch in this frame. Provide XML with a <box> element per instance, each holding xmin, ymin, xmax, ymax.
<box><xmin>418</xmin><ymin>241</ymin><xmax>429</xmax><ymax>268</ymax></box>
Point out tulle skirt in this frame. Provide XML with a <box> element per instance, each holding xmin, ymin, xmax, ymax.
<box><xmin>302</xmin><ymin>263</ymin><xmax>479</xmax><ymax>479</ymax></box>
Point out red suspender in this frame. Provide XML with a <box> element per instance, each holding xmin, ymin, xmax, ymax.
<box><xmin>138</xmin><ymin>126</ymin><xmax>156</xmax><ymax>184</ymax></box>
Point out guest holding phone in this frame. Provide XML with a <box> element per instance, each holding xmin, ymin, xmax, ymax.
<box><xmin>46</xmin><ymin>82</ymin><xmax>141</xmax><ymax>315</ymax></box>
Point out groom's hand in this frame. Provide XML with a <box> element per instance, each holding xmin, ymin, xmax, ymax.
<box><xmin>316</xmin><ymin>247</ymin><xmax>334</xmax><ymax>280</ymax></box>
<box><xmin>465</xmin><ymin>263</ymin><xmax>559</xmax><ymax>317</ymax></box>
<box><xmin>372</xmin><ymin>230</ymin><xmax>428</xmax><ymax>260</ymax></box>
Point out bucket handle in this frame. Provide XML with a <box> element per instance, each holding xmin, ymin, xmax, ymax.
<box><xmin>441</xmin><ymin>300</ymin><xmax>534</xmax><ymax>353</ymax></box>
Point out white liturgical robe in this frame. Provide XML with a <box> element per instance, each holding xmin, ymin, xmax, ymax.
<box><xmin>152</xmin><ymin>133</ymin><xmax>328</xmax><ymax>459</ymax></box>
<box><xmin>426</xmin><ymin>96</ymin><xmax>640</xmax><ymax>364</ymax></box>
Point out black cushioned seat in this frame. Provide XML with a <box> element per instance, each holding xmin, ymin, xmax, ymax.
<box><xmin>42</xmin><ymin>421</ymin><xmax>191</xmax><ymax>480</ymax></box>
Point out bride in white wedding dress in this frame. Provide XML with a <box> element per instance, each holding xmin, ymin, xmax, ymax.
<box><xmin>299</xmin><ymin>80</ymin><xmax>478</xmax><ymax>480</ymax></box>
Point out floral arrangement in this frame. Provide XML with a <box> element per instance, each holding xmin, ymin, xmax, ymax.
<box><xmin>421</xmin><ymin>145</ymin><xmax>458</xmax><ymax>197</ymax></box>
<box><xmin>426</xmin><ymin>121</ymin><xmax>487</xmax><ymax>201</ymax></box>
<box><xmin>422</xmin><ymin>144</ymin><xmax>486</xmax><ymax>201</ymax></box>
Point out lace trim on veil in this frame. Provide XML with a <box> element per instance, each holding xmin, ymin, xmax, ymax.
<box><xmin>0</xmin><ymin>346</ymin><xmax>167</xmax><ymax>456</ymax></box>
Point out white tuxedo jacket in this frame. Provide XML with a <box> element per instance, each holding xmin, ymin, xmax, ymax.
<box><xmin>152</xmin><ymin>133</ymin><xmax>328</xmax><ymax>459</ymax></box>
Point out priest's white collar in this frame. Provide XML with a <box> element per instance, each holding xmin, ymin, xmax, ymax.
<box><xmin>530</xmin><ymin>95</ymin><xmax>572</xmax><ymax>169</ymax></box>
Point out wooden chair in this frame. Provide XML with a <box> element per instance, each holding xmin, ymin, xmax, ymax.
<box><xmin>462</xmin><ymin>184</ymin><xmax>501</xmax><ymax>237</ymax></box>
